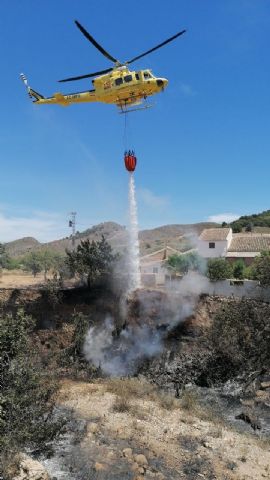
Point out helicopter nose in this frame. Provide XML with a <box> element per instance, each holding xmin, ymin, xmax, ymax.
<box><xmin>156</xmin><ymin>78</ymin><xmax>168</xmax><ymax>88</ymax></box>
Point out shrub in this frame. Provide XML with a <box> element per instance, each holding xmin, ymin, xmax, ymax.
<box><xmin>252</xmin><ymin>251</ymin><xmax>270</xmax><ymax>285</ymax></box>
<box><xmin>233</xmin><ymin>259</ymin><xmax>245</xmax><ymax>279</ymax></box>
<box><xmin>41</xmin><ymin>278</ymin><xmax>63</xmax><ymax>309</ymax></box>
<box><xmin>0</xmin><ymin>310</ymin><xmax>62</xmax><ymax>477</ymax></box>
<box><xmin>207</xmin><ymin>258</ymin><xmax>232</xmax><ymax>281</ymax></box>
<box><xmin>209</xmin><ymin>299</ymin><xmax>270</xmax><ymax>371</ymax></box>
<box><xmin>71</xmin><ymin>312</ymin><xmax>90</xmax><ymax>357</ymax></box>
<box><xmin>112</xmin><ymin>395</ymin><xmax>131</xmax><ymax>413</ymax></box>
<box><xmin>167</xmin><ymin>252</ymin><xmax>206</xmax><ymax>275</ymax></box>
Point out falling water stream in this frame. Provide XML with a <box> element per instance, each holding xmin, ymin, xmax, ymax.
<box><xmin>40</xmin><ymin>171</ymin><xmax>142</xmax><ymax>477</ymax></box>
<box><xmin>128</xmin><ymin>173</ymin><xmax>141</xmax><ymax>291</ymax></box>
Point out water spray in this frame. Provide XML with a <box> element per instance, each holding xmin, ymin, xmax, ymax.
<box><xmin>124</xmin><ymin>150</ymin><xmax>141</xmax><ymax>291</ymax></box>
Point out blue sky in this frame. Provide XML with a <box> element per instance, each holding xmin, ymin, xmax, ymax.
<box><xmin>0</xmin><ymin>0</ymin><xmax>269</xmax><ymax>241</ymax></box>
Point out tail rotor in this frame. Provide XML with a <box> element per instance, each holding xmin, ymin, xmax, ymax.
<box><xmin>20</xmin><ymin>73</ymin><xmax>33</xmax><ymax>99</ymax></box>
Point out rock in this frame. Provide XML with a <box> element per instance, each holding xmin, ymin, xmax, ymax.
<box><xmin>155</xmin><ymin>474</ymin><xmax>165</xmax><ymax>480</ymax></box>
<box><xmin>134</xmin><ymin>454</ymin><xmax>148</xmax><ymax>466</ymax></box>
<box><xmin>131</xmin><ymin>463</ymin><xmax>139</xmax><ymax>472</ymax></box>
<box><xmin>138</xmin><ymin>467</ymin><xmax>145</xmax><ymax>474</ymax></box>
<box><xmin>14</xmin><ymin>454</ymin><xmax>50</xmax><ymax>480</ymax></box>
<box><xmin>240</xmin><ymin>398</ymin><xmax>255</xmax><ymax>407</ymax></box>
<box><xmin>235</xmin><ymin>411</ymin><xmax>261</xmax><ymax>430</ymax></box>
<box><xmin>255</xmin><ymin>390</ymin><xmax>269</xmax><ymax>404</ymax></box>
<box><xmin>146</xmin><ymin>471</ymin><xmax>156</xmax><ymax>478</ymax></box>
<box><xmin>94</xmin><ymin>462</ymin><xmax>107</xmax><ymax>471</ymax></box>
<box><xmin>87</xmin><ymin>422</ymin><xmax>99</xmax><ymax>434</ymax></box>
<box><xmin>256</xmin><ymin>390</ymin><xmax>267</xmax><ymax>397</ymax></box>
<box><xmin>261</xmin><ymin>381</ymin><xmax>270</xmax><ymax>389</ymax></box>
<box><xmin>123</xmin><ymin>447</ymin><xmax>133</xmax><ymax>458</ymax></box>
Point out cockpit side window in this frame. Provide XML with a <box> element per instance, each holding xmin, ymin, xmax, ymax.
<box><xmin>124</xmin><ymin>75</ymin><xmax>133</xmax><ymax>83</ymax></box>
<box><xmin>115</xmin><ymin>77</ymin><xmax>123</xmax><ymax>86</ymax></box>
<box><xmin>135</xmin><ymin>73</ymin><xmax>140</xmax><ymax>81</ymax></box>
<box><xmin>143</xmin><ymin>72</ymin><xmax>152</xmax><ymax>79</ymax></box>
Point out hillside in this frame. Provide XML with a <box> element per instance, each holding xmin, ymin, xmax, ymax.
<box><xmin>229</xmin><ymin>209</ymin><xmax>270</xmax><ymax>232</ymax></box>
<box><xmin>5</xmin><ymin>237</ymin><xmax>41</xmax><ymax>257</ymax></box>
<box><xmin>4</xmin><ymin>221</ymin><xmax>218</xmax><ymax>258</ymax></box>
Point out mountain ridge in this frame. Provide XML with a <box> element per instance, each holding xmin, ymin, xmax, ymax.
<box><xmin>4</xmin><ymin>221</ymin><xmax>219</xmax><ymax>257</ymax></box>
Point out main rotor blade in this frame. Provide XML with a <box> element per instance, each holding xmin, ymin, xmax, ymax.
<box><xmin>58</xmin><ymin>68</ymin><xmax>113</xmax><ymax>83</ymax></box>
<box><xmin>75</xmin><ymin>20</ymin><xmax>118</xmax><ymax>63</ymax></box>
<box><xmin>127</xmin><ymin>29</ymin><xmax>186</xmax><ymax>64</ymax></box>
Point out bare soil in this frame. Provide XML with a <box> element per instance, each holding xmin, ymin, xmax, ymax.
<box><xmin>55</xmin><ymin>379</ymin><xmax>270</xmax><ymax>480</ymax></box>
<box><xmin>0</xmin><ymin>270</ymin><xmax>47</xmax><ymax>288</ymax></box>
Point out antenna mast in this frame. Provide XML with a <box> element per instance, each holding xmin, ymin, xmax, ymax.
<box><xmin>69</xmin><ymin>212</ymin><xmax>77</xmax><ymax>248</ymax></box>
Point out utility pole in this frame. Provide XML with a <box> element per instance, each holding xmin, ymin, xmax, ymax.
<box><xmin>69</xmin><ymin>212</ymin><xmax>77</xmax><ymax>249</ymax></box>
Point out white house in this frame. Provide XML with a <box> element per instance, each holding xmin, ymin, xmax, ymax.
<box><xmin>140</xmin><ymin>246</ymin><xmax>196</xmax><ymax>286</ymax></box>
<box><xmin>198</xmin><ymin>228</ymin><xmax>232</xmax><ymax>258</ymax></box>
<box><xmin>198</xmin><ymin>227</ymin><xmax>270</xmax><ymax>264</ymax></box>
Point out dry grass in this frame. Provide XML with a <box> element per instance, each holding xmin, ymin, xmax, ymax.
<box><xmin>0</xmin><ymin>270</ymin><xmax>48</xmax><ymax>288</ymax></box>
<box><xmin>179</xmin><ymin>388</ymin><xmax>226</xmax><ymax>429</ymax></box>
<box><xmin>112</xmin><ymin>395</ymin><xmax>131</xmax><ymax>413</ymax></box>
<box><xmin>180</xmin><ymin>389</ymin><xmax>199</xmax><ymax>411</ymax></box>
<box><xmin>156</xmin><ymin>391</ymin><xmax>180</xmax><ymax>410</ymax></box>
<box><xmin>207</xmin><ymin>425</ymin><xmax>223</xmax><ymax>439</ymax></box>
<box><xmin>129</xmin><ymin>404</ymin><xmax>149</xmax><ymax>420</ymax></box>
<box><xmin>105</xmin><ymin>377</ymin><xmax>156</xmax><ymax>399</ymax></box>
<box><xmin>106</xmin><ymin>377</ymin><xmax>181</xmax><ymax>412</ymax></box>
<box><xmin>178</xmin><ymin>434</ymin><xmax>200</xmax><ymax>452</ymax></box>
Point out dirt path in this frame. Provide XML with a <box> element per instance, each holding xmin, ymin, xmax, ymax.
<box><xmin>56</xmin><ymin>379</ymin><xmax>270</xmax><ymax>480</ymax></box>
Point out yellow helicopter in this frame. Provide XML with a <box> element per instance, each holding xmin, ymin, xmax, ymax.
<box><xmin>20</xmin><ymin>20</ymin><xmax>186</xmax><ymax>113</ymax></box>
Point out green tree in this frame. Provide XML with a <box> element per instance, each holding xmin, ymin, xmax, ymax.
<box><xmin>23</xmin><ymin>250</ymin><xmax>65</xmax><ymax>280</ymax></box>
<box><xmin>166</xmin><ymin>252</ymin><xmax>205</xmax><ymax>275</ymax></box>
<box><xmin>39</xmin><ymin>249</ymin><xmax>64</xmax><ymax>280</ymax></box>
<box><xmin>233</xmin><ymin>259</ymin><xmax>245</xmax><ymax>279</ymax></box>
<box><xmin>245</xmin><ymin>222</ymin><xmax>253</xmax><ymax>232</ymax></box>
<box><xmin>232</xmin><ymin>224</ymin><xmax>242</xmax><ymax>233</ymax></box>
<box><xmin>66</xmin><ymin>236</ymin><xmax>117</xmax><ymax>288</ymax></box>
<box><xmin>0</xmin><ymin>243</ymin><xmax>10</xmax><ymax>269</ymax></box>
<box><xmin>0</xmin><ymin>310</ymin><xmax>61</xmax><ymax>477</ymax></box>
<box><xmin>252</xmin><ymin>251</ymin><xmax>270</xmax><ymax>285</ymax></box>
<box><xmin>207</xmin><ymin>258</ymin><xmax>232</xmax><ymax>281</ymax></box>
<box><xmin>22</xmin><ymin>251</ymin><xmax>43</xmax><ymax>277</ymax></box>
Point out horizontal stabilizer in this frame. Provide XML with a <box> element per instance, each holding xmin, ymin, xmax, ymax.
<box><xmin>29</xmin><ymin>88</ymin><xmax>44</xmax><ymax>100</ymax></box>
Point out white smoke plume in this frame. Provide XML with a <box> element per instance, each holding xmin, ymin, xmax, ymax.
<box><xmin>127</xmin><ymin>173</ymin><xmax>141</xmax><ymax>291</ymax></box>
<box><xmin>83</xmin><ymin>272</ymin><xmax>211</xmax><ymax>377</ymax></box>
<box><xmin>83</xmin><ymin>315</ymin><xmax>162</xmax><ymax>376</ymax></box>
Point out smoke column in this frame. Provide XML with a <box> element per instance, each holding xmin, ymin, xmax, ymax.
<box><xmin>128</xmin><ymin>173</ymin><xmax>141</xmax><ymax>290</ymax></box>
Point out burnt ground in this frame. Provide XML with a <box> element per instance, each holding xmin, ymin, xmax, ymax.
<box><xmin>40</xmin><ymin>379</ymin><xmax>270</xmax><ymax>480</ymax></box>
<box><xmin>2</xmin><ymin>286</ymin><xmax>270</xmax><ymax>479</ymax></box>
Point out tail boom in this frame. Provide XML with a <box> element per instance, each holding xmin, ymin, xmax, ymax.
<box><xmin>32</xmin><ymin>90</ymin><xmax>97</xmax><ymax>106</ymax></box>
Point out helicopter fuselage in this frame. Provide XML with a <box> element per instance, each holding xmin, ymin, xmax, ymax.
<box><xmin>30</xmin><ymin>67</ymin><xmax>168</xmax><ymax>109</ymax></box>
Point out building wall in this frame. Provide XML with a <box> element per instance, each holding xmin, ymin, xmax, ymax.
<box><xmin>204</xmin><ymin>279</ymin><xmax>270</xmax><ymax>301</ymax></box>
<box><xmin>140</xmin><ymin>261</ymin><xmax>167</xmax><ymax>285</ymax></box>
<box><xmin>198</xmin><ymin>239</ymin><xmax>229</xmax><ymax>258</ymax></box>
